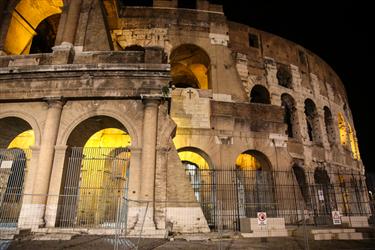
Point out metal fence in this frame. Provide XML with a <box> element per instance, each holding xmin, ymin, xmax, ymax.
<box><xmin>184</xmin><ymin>167</ymin><xmax>372</xmax><ymax>231</ymax></box>
<box><xmin>0</xmin><ymin>148</ymin><xmax>31</xmax><ymax>227</ymax></box>
<box><xmin>0</xmin><ymin>146</ymin><xmax>373</xmax><ymax>236</ymax></box>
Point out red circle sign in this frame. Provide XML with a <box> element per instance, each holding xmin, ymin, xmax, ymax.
<box><xmin>258</xmin><ymin>212</ymin><xmax>266</xmax><ymax>221</ymax></box>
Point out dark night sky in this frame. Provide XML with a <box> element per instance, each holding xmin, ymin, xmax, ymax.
<box><xmin>212</xmin><ymin>0</ymin><xmax>373</xmax><ymax>172</ymax></box>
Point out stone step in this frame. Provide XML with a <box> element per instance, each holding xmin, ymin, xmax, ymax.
<box><xmin>313</xmin><ymin>232</ymin><xmax>363</xmax><ymax>240</ymax></box>
<box><xmin>32</xmin><ymin>233</ymin><xmax>78</xmax><ymax>241</ymax></box>
<box><xmin>311</xmin><ymin>228</ymin><xmax>355</xmax><ymax>234</ymax></box>
<box><xmin>242</xmin><ymin>229</ymin><xmax>288</xmax><ymax>238</ymax></box>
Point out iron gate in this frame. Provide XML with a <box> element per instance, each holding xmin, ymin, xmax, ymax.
<box><xmin>0</xmin><ymin>148</ymin><xmax>30</xmax><ymax>227</ymax></box>
<box><xmin>57</xmin><ymin>147</ymin><xmax>130</xmax><ymax>228</ymax></box>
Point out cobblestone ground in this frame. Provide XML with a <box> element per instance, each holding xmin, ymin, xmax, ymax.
<box><xmin>3</xmin><ymin>235</ymin><xmax>375</xmax><ymax>250</ymax></box>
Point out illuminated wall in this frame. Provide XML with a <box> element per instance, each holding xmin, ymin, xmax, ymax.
<box><xmin>78</xmin><ymin>128</ymin><xmax>131</xmax><ymax>224</ymax></box>
<box><xmin>348</xmin><ymin>124</ymin><xmax>360</xmax><ymax>160</ymax></box>
<box><xmin>4</xmin><ymin>0</ymin><xmax>63</xmax><ymax>54</ymax></box>
<box><xmin>178</xmin><ymin>151</ymin><xmax>209</xmax><ymax>170</ymax></box>
<box><xmin>7</xmin><ymin>130</ymin><xmax>34</xmax><ymax>150</ymax></box>
<box><xmin>235</xmin><ymin>153</ymin><xmax>261</xmax><ymax>170</ymax></box>
<box><xmin>338</xmin><ymin>113</ymin><xmax>348</xmax><ymax>146</ymax></box>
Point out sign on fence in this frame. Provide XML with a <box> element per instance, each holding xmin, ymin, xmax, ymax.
<box><xmin>318</xmin><ymin>189</ymin><xmax>324</xmax><ymax>201</ymax></box>
<box><xmin>332</xmin><ymin>210</ymin><xmax>342</xmax><ymax>225</ymax></box>
<box><xmin>257</xmin><ymin>212</ymin><xmax>267</xmax><ymax>225</ymax></box>
<box><xmin>0</xmin><ymin>161</ymin><xmax>12</xmax><ymax>169</ymax></box>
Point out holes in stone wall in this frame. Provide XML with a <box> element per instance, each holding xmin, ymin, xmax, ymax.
<box><xmin>304</xmin><ymin>99</ymin><xmax>321</xmax><ymax>144</ymax></box>
<box><xmin>277</xmin><ymin>65</ymin><xmax>293</xmax><ymax>89</ymax></box>
<box><xmin>250</xmin><ymin>85</ymin><xmax>270</xmax><ymax>104</ymax></box>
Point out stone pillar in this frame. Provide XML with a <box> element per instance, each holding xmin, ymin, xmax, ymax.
<box><xmin>44</xmin><ymin>145</ymin><xmax>68</xmax><ymax>227</ymax></box>
<box><xmin>52</xmin><ymin>0</ymin><xmax>82</xmax><ymax>64</ymax></box>
<box><xmin>140</xmin><ymin>98</ymin><xmax>160</xmax><ymax>201</ymax></box>
<box><xmin>30</xmin><ymin>98</ymin><xmax>64</xmax><ymax>227</ymax></box>
<box><xmin>18</xmin><ymin>146</ymin><xmax>41</xmax><ymax>228</ymax></box>
<box><xmin>61</xmin><ymin>0</ymin><xmax>82</xmax><ymax>45</ymax></box>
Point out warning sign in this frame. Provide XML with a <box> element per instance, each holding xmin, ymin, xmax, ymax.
<box><xmin>332</xmin><ymin>210</ymin><xmax>342</xmax><ymax>225</ymax></box>
<box><xmin>257</xmin><ymin>212</ymin><xmax>267</xmax><ymax>225</ymax></box>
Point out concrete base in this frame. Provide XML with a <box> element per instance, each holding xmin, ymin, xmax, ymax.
<box><xmin>18</xmin><ymin>204</ymin><xmax>45</xmax><ymax>229</ymax></box>
<box><xmin>341</xmin><ymin>216</ymin><xmax>369</xmax><ymax>228</ymax></box>
<box><xmin>165</xmin><ymin>207</ymin><xmax>210</xmax><ymax>233</ymax></box>
<box><xmin>240</xmin><ymin>218</ymin><xmax>288</xmax><ymax>238</ymax></box>
<box><xmin>311</xmin><ymin>228</ymin><xmax>363</xmax><ymax>240</ymax></box>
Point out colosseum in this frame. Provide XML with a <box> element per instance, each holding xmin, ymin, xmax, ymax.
<box><xmin>0</xmin><ymin>0</ymin><xmax>372</xmax><ymax>238</ymax></box>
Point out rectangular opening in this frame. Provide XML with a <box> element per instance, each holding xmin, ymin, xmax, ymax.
<box><xmin>178</xmin><ymin>0</ymin><xmax>197</xmax><ymax>9</ymax></box>
<box><xmin>249</xmin><ymin>33</ymin><xmax>259</xmax><ymax>48</ymax></box>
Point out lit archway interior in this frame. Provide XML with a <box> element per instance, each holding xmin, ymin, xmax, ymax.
<box><xmin>0</xmin><ymin>117</ymin><xmax>34</xmax><ymax>224</ymax></box>
<box><xmin>235</xmin><ymin>150</ymin><xmax>275</xmax><ymax>217</ymax></box>
<box><xmin>4</xmin><ymin>0</ymin><xmax>63</xmax><ymax>55</ymax></box>
<box><xmin>59</xmin><ymin>116</ymin><xmax>132</xmax><ymax>227</ymax></box>
<box><xmin>170</xmin><ymin>44</ymin><xmax>210</xmax><ymax>89</ymax></box>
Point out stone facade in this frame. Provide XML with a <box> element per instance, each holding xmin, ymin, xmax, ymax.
<box><xmin>0</xmin><ymin>0</ymin><xmax>368</xmax><ymax>236</ymax></box>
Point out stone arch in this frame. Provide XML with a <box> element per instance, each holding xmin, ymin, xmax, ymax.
<box><xmin>281</xmin><ymin>93</ymin><xmax>299</xmax><ymax>139</ymax></box>
<box><xmin>0</xmin><ymin>113</ymin><xmax>40</xmax><ymax>148</ymax></box>
<box><xmin>323</xmin><ymin>106</ymin><xmax>336</xmax><ymax>145</ymax></box>
<box><xmin>250</xmin><ymin>84</ymin><xmax>271</xmax><ymax>104</ymax></box>
<box><xmin>177</xmin><ymin>146</ymin><xmax>214</xmax><ymax>170</ymax></box>
<box><xmin>304</xmin><ymin>99</ymin><xmax>321</xmax><ymax>143</ymax></box>
<box><xmin>313</xmin><ymin>167</ymin><xmax>336</xmax><ymax>217</ymax></box>
<box><xmin>59</xmin><ymin>109</ymin><xmax>139</xmax><ymax>148</ymax></box>
<box><xmin>235</xmin><ymin>149</ymin><xmax>276</xmax><ymax>217</ymax></box>
<box><xmin>170</xmin><ymin>44</ymin><xmax>211</xmax><ymax>89</ymax></box>
<box><xmin>3</xmin><ymin>0</ymin><xmax>63</xmax><ymax>54</ymax></box>
<box><xmin>57</xmin><ymin>115</ymin><xmax>133</xmax><ymax>227</ymax></box>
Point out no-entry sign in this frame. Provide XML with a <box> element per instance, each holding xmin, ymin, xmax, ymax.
<box><xmin>332</xmin><ymin>210</ymin><xmax>342</xmax><ymax>225</ymax></box>
<box><xmin>257</xmin><ymin>212</ymin><xmax>267</xmax><ymax>225</ymax></box>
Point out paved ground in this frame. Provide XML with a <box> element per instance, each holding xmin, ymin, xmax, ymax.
<box><xmin>3</xmin><ymin>234</ymin><xmax>375</xmax><ymax>250</ymax></box>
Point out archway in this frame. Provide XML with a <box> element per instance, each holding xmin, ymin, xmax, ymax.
<box><xmin>58</xmin><ymin>116</ymin><xmax>131</xmax><ymax>228</ymax></box>
<box><xmin>281</xmin><ymin>93</ymin><xmax>299</xmax><ymax>139</ymax></box>
<box><xmin>313</xmin><ymin>168</ymin><xmax>336</xmax><ymax>224</ymax></box>
<box><xmin>304</xmin><ymin>99</ymin><xmax>321</xmax><ymax>143</ymax></box>
<box><xmin>250</xmin><ymin>85</ymin><xmax>271</xmax><ymax>104</ymax></box>
<box><xmin>0</xmin><ymin>117</ymin><xmax>34</xmax><ymax>226</ymax></box>
<box><xmin>177</xmin><ymin>147</ymin><xmax>215</xmax><ymax>228</ymax></box>
<box><xmin>235</xmin><ymin>150</ymin><xmax>275</xmax><ymax>217</ymax></box>
<box><xmin>170</xmin><ymin>44</ymin><xmax>210</xmax><ymax>89</ymax></box>
<box><xmin>4</xmin><ymin>0</ymin><xmax>63</xmax><ymax>55</ymax></box>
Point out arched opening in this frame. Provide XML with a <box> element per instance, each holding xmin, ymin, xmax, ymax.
<box><xmin>324</xmin><ymin>107</ymin><xmax>336</xmax><ymax>145</ymax></box>
<box><xmin>304</xmin><ymin>99</ymin><xmax>321</xmax><ymax>143</ymax></box>
<box><xmin>338</xmin><ymin>113</ymin><xmax>348</xmax><ymax>146</ymax></box>
<box><xmin>177</xmin><ymin>147</ymin><xmax>214</xmax><ymax>228</ymax></box>
<box><xmin>4</xmin><ymin>0</ymin><xmax>63</xmax><ymax>55</ymax></box>
<box><xmin>235</xmin><ymin>150</ymin><xmax>275</xmax><ymax>217</ymax></box>
<box><xmin>281</xmin><ymin>93</ymin><xmax>299</xmax><ymax>139</ymax></box>
<box><xmin>0</xmin><ymin>117</ymin><xmax>34</xmax><ymax>226</ymax></box>
<box><xmin>170</xmin><ymin>44</ymin><xmax>210</xmax><ymax>89</ymax></box>
<box><xmin>58</xmin><ymin>116</ymin><xmax>131</xmax><ymax>228</ymax></box>
<box><xmin>124</xmin><ymin>44</ymin><xmax>145</xmax><ymax>52</ymax></box>
<box><xmin>250</xmin><ymin>85</ymin><xmax>271</xmax><ymax>104</ymax></box>
<box><xmin>277</xmin><ymin>65</ymin><xmax>292</xmax><ymax>88</ymax></box>
<box><xmin>313</xmin><ymin>168</ymin><xmax>336</xmax><ymax>223</ymax></box>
